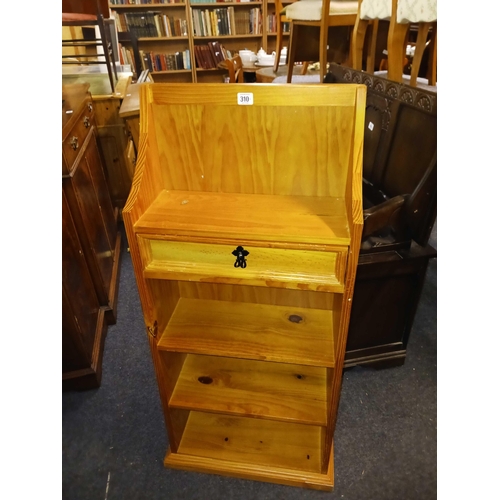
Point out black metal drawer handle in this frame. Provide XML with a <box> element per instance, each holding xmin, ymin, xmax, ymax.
<box><xmin>232</xmin><ymin>246</ymin><xmax>249</xmax><ymax>268</ymax></box>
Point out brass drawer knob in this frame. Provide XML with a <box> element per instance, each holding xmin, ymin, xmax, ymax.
<box><xmin>83</xmin><ymin>116</ymin><xmax>91</xmax><ymax>128</ymax></box>
<box><xmin>70</xmin><ymin>136</ymin><xmax>79</xmax><ymax>150</ymax></box>
<box><xmin>232</xmin><ymin>246</ymin><xmax>249</xmax><ymax>268</ymax></box>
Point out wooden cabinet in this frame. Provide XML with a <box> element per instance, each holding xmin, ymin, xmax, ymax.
<box><xmin>345</xmin><ymin>244</ymin><xmax>436</xmax><ymax>368</ymax></box>
<box><xmin>110</xmin><ymin>0</ymin><xmax>299</xmax><ymax>82</ymax></box>
<box><xmin>123</xmin><ymin>83</ymin><xmax>365</xmax><ymax>490</ymax></box>
<box><xmin>62</xmin><ymin>84</ymin><xmax>122</xmax><ymax>390</ymax></box>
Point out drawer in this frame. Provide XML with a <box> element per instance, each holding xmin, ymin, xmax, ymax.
<box><xmin>137</xmin><ymin>237</ymin><xmax>347</xmax><ymax>292</ymax></box>
<box><xmin>62</xmin><ymin>98</ymin><xmax>95</xmax><ymax>174</ymax></box>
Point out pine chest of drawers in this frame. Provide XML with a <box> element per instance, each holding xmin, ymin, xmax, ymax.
<box><xmin>123</xmin><ymin>83</ymin><xmax>365</xmax><ymax>490</ymax></box>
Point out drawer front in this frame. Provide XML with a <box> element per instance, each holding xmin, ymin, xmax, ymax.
<box><xmin>62</xmin><ymin>98</ymin><xmax>95</xmax><ymax>174</ymax></box>
<box><xmin>138</xmin><ymin>237</ymin><xmax>347</xmax><ymax>292</ymax></box>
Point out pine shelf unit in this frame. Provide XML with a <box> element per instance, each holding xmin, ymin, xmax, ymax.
<box><xmin>110</xmin><ymin>0</ymin><xmax>297</xmax><ymax>82</ymax></box>
<box><xmin>123</xmin><ymin>83</ymin><xmax>365</xmax><ymax>490</ymax></box>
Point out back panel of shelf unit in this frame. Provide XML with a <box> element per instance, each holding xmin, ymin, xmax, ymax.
<box><xmin>143</xmin><ymin>84</ymin><xmax>358</xmax><ymax>197</ymax></box>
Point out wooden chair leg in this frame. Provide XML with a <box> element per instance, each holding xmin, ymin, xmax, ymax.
<box><xmin>366</xmin><ymin>19</ymin><xmax>379</xmax><ymax>73</ymax></box>
<box><xmin>300</xmin><ymin>62</ymin><xmax>309</xmax><ymax>74</ymax></box>
<box><xmin>352</xmin><ymin>17</ymin><xmax>369</xmax><ymax>70</ymax></box>
<box><xmin>426</xmin><ymin>22</ymin><xmax>437</xmax><ymax>85</ymax></box>
<box><xmin>410</xmin><ymin>22</ymin><xmax>430</xmax><ymax>87</ymax></box>
<box><xmin>274</xmin><ymin>19</ymin><xmax>283</xmax><ymax>72</ymax></box>
<box><xmin>287</xmin><ymin>23</ymin><xmax>298</xmax><ymax>83</ymax></box>
<box><xmin>387</xmin><ymin>20</ymin><xmax>408</xmax><ymax>82</ymax></box>
<box><xmin>98</xmin><ymin>15</ymin><xmax>115</xmax><ymax>93</ymax></box>
<box><xmin>319</xmin><ymin>25</ymin><xmax>328</xmax><ymax>82</ymax></box>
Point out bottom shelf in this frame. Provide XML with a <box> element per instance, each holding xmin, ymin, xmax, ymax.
<box><xmin>165</xmin><ymin>411</ymin><xmax>333</xmax><ymax>490</ymax></box>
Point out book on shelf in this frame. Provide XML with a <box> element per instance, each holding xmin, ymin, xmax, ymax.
<box><xmin>139</xmin><ymin>48</ymin><xmax>191</xmax><ymax>71</ymax></box>
<box><xmin>112</xmin><ymin>9</ymin><xmax>187</xmax><ymax>38</ymax></box>
<box><xmin>194</xmin><ymin>41</ymin><xmax>233</xmax><ymax>70</ymax></box>
<box><xmin>208</xmin><ymin>41</ymin><xmax>225</xmax><ymax>64</ymax></box>
<box><xmin>192</xmin><ymin>6</ymin><xmax>260</xmax><ymax>36</ymax></box>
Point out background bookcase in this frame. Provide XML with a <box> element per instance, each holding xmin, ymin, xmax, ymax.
<box><xmin>110</xmin><ymin>0</ymin><xmax>296</xmax><ymax>82</ymax></box>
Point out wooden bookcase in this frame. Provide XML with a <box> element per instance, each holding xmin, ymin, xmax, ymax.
<box><xmin>123</xmin><ymin>83</ymin><xmax>365</xmax><ymax>490</ymax></box>
<box><xmin>110</xmin><ymin>0</ymin><xmax>296</xmax><ymax>82</ymax></box>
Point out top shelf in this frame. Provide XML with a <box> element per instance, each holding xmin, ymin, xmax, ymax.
<box><xmin>135</xmin><ymin>190</ymin><xmax>350</xmax><ymax>247</ymax></box>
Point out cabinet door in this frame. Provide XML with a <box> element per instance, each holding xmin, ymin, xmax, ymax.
<box><xmin>62</xmin><ymin>189</ymin><xmax>100</xmax><ymax>372</ymax></box>
<box><xmin>70</xmin><ymin>127</ymin><xmax>116</xmax><ymax>301</ymax></box>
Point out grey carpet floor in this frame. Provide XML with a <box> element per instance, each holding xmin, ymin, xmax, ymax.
<box><xmin>62</xmin><ymin>226</ymin><xmax>437</xmax><ymax>500</ymax></box>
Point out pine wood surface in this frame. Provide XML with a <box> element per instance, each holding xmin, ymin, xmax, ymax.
<box><xmin>121</xmin><ymin>83</ymin><xmax>366</xmax><ymax>487</ymax></box>
<box><xmin>177</xmin><ymin>281</ymin><xmax>335</xmax><ymax>311</ymax></box>
<box><xmin>122</xmin><ymin>98</ymin><xmax>184</xmax><ymax>451</ymax></box>
<box><xmin>164</xmin><ymin>445</ymin><xmax>334</xmax><ymax>491</ymax></box>
<box><xmin>140</xmin><ymin>236</ymin><xmax>345</xmax><ymax>292</ymax></box>
<box><xmin>135</xmin><ymin>190</ymin><xmax>351</xmax><ymax>246</ymax></box>
<box><xmin>145</xmin><ymin>84</ymin><xmax>356</xmax><ymax>197</ymax></box>
<box><xmin>321</xmin><ymin>85</ymin><xmax>365</xmax><ymax>468</ymax></box>
<box><xmin>158</xmin><ymin>298</ymin><xmax>336</xmax><ymax>367</ymax></box>
<box><xmin>168</xmin><ymin>353</ymin><xmax>328</xmax><ymax>425</ymax></box>
<box><xmin>176</xmin><ymin>411</ymin><xmax>323</xmax><ymax>473</ymax></box>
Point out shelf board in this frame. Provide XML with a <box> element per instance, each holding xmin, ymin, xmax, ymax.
<box><xmin>158</xmin><ymin>298</ymin><xmax>336</xmax><ymax>367</ymax></box>
<box><xmin>151</xmin><ymin>69</ymin><xmax>192</xmax><ymax>74</ymax></box>
<box><xmin>172</xmin><ymin>411</ymin><xmax>325</xmax><ymax>476</ymax></box>
<box><xmin>169</xmin><ymin>353</ymin><xmax>328</xmax><ymax>425</ymax></box>
<box><xmin>165</xmin><ymin>442</ymin><xmax>333</xmax><ymax>490</ymax></box>
<box><xmin>193</xmin><ymin>34</ymin><xmax>262</xmax><ymax>39</ymax></box>
<box><xmin>111</xmin><ymin>3</ymin><xmax>187</xmax><ymax>8</ymax></box>
<box><xmin>137</xmin><ymin>36</ymin><xmax>188</xmax><ymax>41</ymax></box>
<box><xmin>135</xmin><ymin>190</ymin><xmax>350</xmax><ymax>247</ymax></box>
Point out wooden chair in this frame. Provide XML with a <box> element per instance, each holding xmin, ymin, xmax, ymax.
<box><xmin>325</xmin><ymin>63</ymin><xmax>437</xmax><ymax>368</ymax></box>
<box><xmin>281</xmin><ymin>0</ymin><xmax>359</xmax><ymax>82</ymax></box>
<box><xmin>325</xmin><ymin>64</ymin><xmax>436</xmax><ymax>250</ymax></box>
<box><xmin>62</xmin><ymin>0</ymin><xmax>118</xmax><ymax>93</ymax></box>
<box><xmin>225</xmin><ymin>54</ymin><xmax>244</xmax><ymax>83</ymax></box>
<box><xmin>352</xmin><ymin>0</ymin><xmax>436</xmax><ymax>86</ymax></box>
<box><xmin>273</xmin><ymin>0</ymin><xmax>291</xmax><ymax>73</ymax></box>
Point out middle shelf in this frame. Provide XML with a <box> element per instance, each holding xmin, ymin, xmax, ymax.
<box><xmin>168</xmin><ymin>353</ymin><xmax>328</xmax><ymax>425</ymax></box>
<box><xmin>157</xmin><ymin>297</ymin><xmax>337</xmax><ymax>367</ymax></box>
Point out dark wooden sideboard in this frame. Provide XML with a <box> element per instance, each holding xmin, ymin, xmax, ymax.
<box><xmin>62</xmin><ymin>83</ymin><xmax>122</xmax><ymax>390</ymax></box>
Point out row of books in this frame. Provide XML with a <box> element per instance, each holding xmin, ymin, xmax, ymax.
<box><xmin>140</xmin><ymin>49</ymin><xmax>192</xmax><ymax>71</ymax></box>
<box><xmin>190</xmin><ymin>0</ymin><xmax>257</xmax><ymax>3</ymax></box>
<box><xmin>193</xmin><ymin>41</ymin><xmax>234</xmax><ymax>69</ymax></box>
<box><xmin>110</xmin><ymin>0</ymin><xmax>257</xmax><ymax>4</ymax></box>
<box><xmin>118</xmin><ymin>44</ymin><xmax>137</xmax><ymax>72</ymax></box>
<box><xmin>110</xmin><ymin>1</ymin><xmax>184</xmax><ymax>5</ymax></box>
<box><xmin>266</xmin><ymin>15</ymin><xmax>290</xmax><ymax>33</ymax></box>
<box><xmin>112</xmin><ymin>10</ymin><xmax>188</xmax><ymax>37</ymax></box>
<box><xmin>191</xmin><ymin>7</ymin><xmax>261</xmax><ymax>36</ymax></box>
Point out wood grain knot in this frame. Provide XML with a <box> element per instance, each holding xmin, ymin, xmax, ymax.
<box><xmin>198</xmin><ymin>376</ymin><xmax>213</xmax><ymax>384</ymax></box>
<box><xmin>288</xmin><ymin>314</ymin><xmax>303</xmax><ymax>323</ymax></box>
